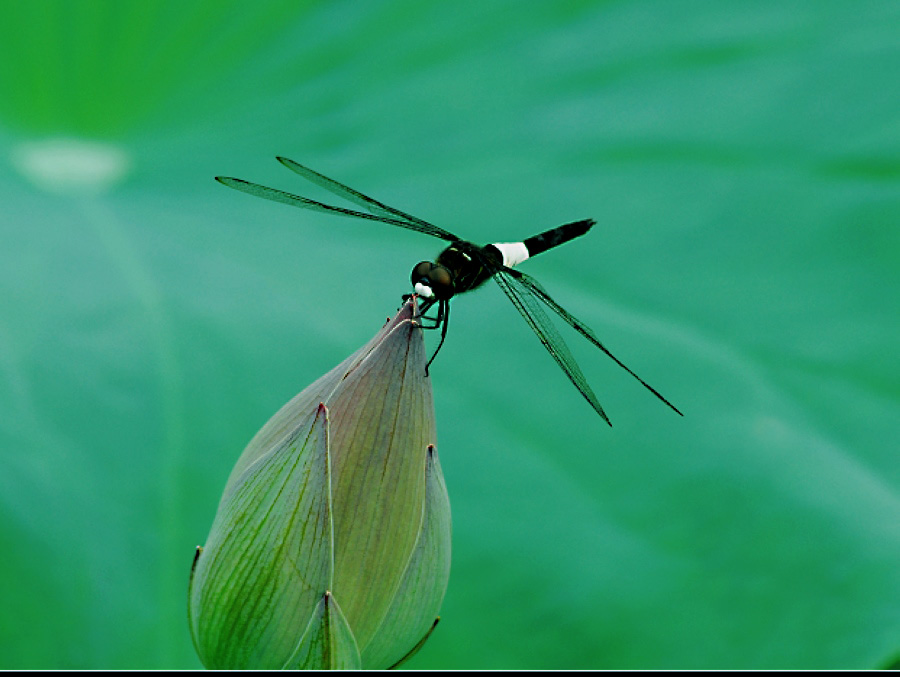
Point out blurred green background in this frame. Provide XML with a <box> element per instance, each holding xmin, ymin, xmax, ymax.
<box><xmin>0</xmin><ymin>0</ymin><xmax>897</xmax><ymax>669</ymax></box>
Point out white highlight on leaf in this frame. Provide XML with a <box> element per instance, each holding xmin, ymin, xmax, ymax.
<box><xmin>11</xmin><ymin>137</ymin><xmax>131</xmax><ymax>195</ymax></box>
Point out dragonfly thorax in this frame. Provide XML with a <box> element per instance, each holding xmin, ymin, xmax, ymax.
<box><xmin>412</xmin><ymin>241</ymin><xmax>499</xmax><ymax>301</ymax></box>
<box><xmin>431</xmin><ymin>243</ymin><xmax>499</xmax><ymax>296</ymax></box>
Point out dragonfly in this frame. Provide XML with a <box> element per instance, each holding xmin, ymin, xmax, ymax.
<box><xmin>216</xmin><ymin>157</ymin><xmax>682</xmax><ymax>426</ymax></box>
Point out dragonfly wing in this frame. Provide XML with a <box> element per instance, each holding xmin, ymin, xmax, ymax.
<box><xmin>507</xmin><ymin>268</ymin><xmax>683</xmax><ymax>417</ymax></box>
<box><xmin>277</xmin><ymin>157</ymin><xmax>460</xmax><ymax>241</ymax></box>
<box><xmin>215</xmin><ymin>176</ymin><xmax>458</xmax><ymax>241</ymax></box>
<box><xmin>493</xmin><ymin>270</ymin><xmax>612</xmax><ymax>425</ymax></box>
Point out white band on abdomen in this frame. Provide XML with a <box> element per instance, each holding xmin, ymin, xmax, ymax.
<box><xmin>493</xmin><ymin>241</ymin><xmax>530</xmax><ymax>267</ymax></box>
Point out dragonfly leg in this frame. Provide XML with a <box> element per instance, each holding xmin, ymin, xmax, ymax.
<box><xmin>412</xmin><ymin>296</ymin><xmax>444</xmax><ymax>329</ymax></box>
<box><xmin>424</xmin><ymin>299</ymin><xmax>450</xmax><ymax>376</ymax></box>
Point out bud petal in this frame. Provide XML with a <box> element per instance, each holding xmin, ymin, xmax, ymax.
<box><xmin>189</xmin><ymin>299</ymin><xmax>451</xmax><ymax>669</ymax></box>
<box><xmin>189</xmin><ymin>403</ymin><xmax>333</xmax><ymax>669</ymax></box>
<box><xmin>282</xmin><ymin>592</ymin><xmax>361</xmax><ymax>670</ymax></box>
<box><xmin>360</xmin><ymin>445</ymin><xmax>451</xmax><ymax>668</ymax></box>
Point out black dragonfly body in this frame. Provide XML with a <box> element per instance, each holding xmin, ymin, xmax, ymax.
<box><xmin>216</xmin><ymin>157</ymin><xmax>682</xmax><ymax>425</ymax></box>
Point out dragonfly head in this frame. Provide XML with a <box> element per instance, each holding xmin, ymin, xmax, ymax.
<box><xmin>411</xmin><ymin>261</ymin><xmax>454</xmax><ymax>300</ymax></box>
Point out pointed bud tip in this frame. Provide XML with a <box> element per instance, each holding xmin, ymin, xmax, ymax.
<box><xmin>397</xmin><ymin>296</ymin><xmax>418</xmax><ymax>322</ymax></box>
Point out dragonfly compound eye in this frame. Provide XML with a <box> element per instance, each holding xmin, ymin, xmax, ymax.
<box><xmin>428</xmin><ymin>263</ymin><xmax>454</xmax><ymax>299</ymax></box>
<box><xmin>427</xmin><ymin>265</ymin><xmax>454</xmax><ymax>299</ymax></box>
<box><xmin>410</xmin><ymin>261</ymin><xmax>454</xmax><ymax>300</ymax></box>
<box><xmin>411</xmin><ymin>261</ymin><xmax>432</xmax><ymax>284</ymax></box>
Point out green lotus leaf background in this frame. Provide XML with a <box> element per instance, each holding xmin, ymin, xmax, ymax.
<box><xmin>0</xmin><ymin>0</ymin><xmax>897</xmax><ymax>670</ymax></box>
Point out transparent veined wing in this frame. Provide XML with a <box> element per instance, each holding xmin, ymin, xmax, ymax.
<box><xmin>216</xmin><ymin>169</ymin><xmax>460</xmax><ymax>242</ymax></box>
<box><xmin>503</xmin><ymin>267</ymin><xmax>683</xmax><ymax>417</ymax></box>
<box><xmin>276</xmin><ymin>156</ymin><xmax>457</xmax><ymax>239</ymax></box>
<box><xmin>492</xmin><ymin>269</ymin><xmax>612</xmax><ymax>425</ymax></box>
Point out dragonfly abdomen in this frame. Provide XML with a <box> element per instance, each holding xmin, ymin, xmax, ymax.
<box><xmin>485</xmin><ymin>219</ymin><xmax>596</xmax><ymax>269</ymax></box>
<box><xmin>523</xmin><ymin>219</ymin><xmax>595</xmax><ymax>257</ymax></box>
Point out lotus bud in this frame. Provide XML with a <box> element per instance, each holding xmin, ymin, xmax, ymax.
<box><xmin>188</xmin><ymin>298</ymin><xmax>451</xmax><ymax>669</ymax></box>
